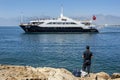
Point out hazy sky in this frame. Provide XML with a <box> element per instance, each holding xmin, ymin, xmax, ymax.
<box><xmin>0</xmin><ymin>0</ymin><xmax>120</xmax><ymax>18</ymax></box>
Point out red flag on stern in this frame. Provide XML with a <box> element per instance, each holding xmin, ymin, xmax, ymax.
<box><xmin>93</xmin><ymin>15</ymin><xmax>96</xmax><ymax>20</ymax></box>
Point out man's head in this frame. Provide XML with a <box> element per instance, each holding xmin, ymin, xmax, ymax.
<box><xmin>86</xmin><ymin>45</ymin><xmax>90</xmax><ymax>50</ymax></box>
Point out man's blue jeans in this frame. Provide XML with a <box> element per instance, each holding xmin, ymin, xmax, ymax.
<box><xmin>82</xmin><ymin>64</ymin><xmax>91</xmax><ymax>74</ymax></box>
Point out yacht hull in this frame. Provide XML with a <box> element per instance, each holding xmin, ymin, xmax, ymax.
<box><xmin>20</xmin><ymin>25</ymin><xmax>99</xmax><ymax>33</ymax></box>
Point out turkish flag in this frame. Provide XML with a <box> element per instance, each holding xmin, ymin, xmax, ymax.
<box><xmin>93</xmin><ymin>15</ymin><xmax>96</xmax><ymax>20</ymax></box>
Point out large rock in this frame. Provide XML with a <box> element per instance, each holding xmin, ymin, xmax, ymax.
<box><xmin>95</xmin><ymin>72</ymin><xmax>110</xmax><ymax>79</ymax></box>
<box><xmin>111</xmin><ymin>73</ymin><xmax>120</xmax><ymax>79</ymax></box>
<box><xmin>36</xmin><ymin>67</ymin><xmax>77</xmax><ymax>80</ymax></box>
<box><xmin>0</xmin><ymin>65</ymin><xmax>77</xmax><ymax>80</ymax></box>
<box><xmin>79</xmin><ymin>72</ymin><xmax>110</xmax><ymax>80</ymax></box>
<box><xmin>0</xmin><ymin>64</ymin><xmax>119</xmax><ymax>80</ymax></box>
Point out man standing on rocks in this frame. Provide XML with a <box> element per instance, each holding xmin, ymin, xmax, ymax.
<box><xmin>82</xmin><ymin>45</ymin><xmax>93</xmax><ymax>74</ymax></box>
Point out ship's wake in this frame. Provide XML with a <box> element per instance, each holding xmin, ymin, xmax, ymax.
<box><xmin>96</xmin><ymin>25</ymin><xmax>120</xmax><ymax>34</ymax></box>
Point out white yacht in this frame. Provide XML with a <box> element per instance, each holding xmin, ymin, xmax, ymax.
<box><xmin>19</xmin><ymin>8</ymin><xmax>98</xmax><ymax>33</ymax></box>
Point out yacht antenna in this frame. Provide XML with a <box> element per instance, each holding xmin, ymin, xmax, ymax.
<box><xmin>20</xmin><ymin>12</ymin><xmax>23</xmax><ymax>24</ymax></box>
<box><xmin>60</xmin><ymin>5</ymin><xmax>63</xmax><ymax>17</ymax></box>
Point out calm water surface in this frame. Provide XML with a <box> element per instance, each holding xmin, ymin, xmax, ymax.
<box><xmin>0</xmin><ymin>26</ymin><xmax>120</xmax><ymax>74</ymax></box>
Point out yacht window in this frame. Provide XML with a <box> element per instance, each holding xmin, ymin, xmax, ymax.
<box><xmin>61</xmin><ymin>19</ymin><xmax>67</xmax><ymax>21</ymax></box>
<box><xmin>31</xmin><ymin>22</ymin><xmax>44</xmax><ymax>24</ymax></box>
<box><xmin>47</xmin><ymin>22</ymin><xmax>52</xmax><ymax>24</ymax></box>
<box><xmin>71</xmin><ymin>22</ymin><xmax>76</xmax><ymax>24</ymax></box>
<box><xmin>39</xmin><ymin>22</ymin><xmax>44</xmax><ymax>24</ymax></box>
<box><xmin>47</xmin><ymin>22</ymin><xmax>76</xmax><ymax>25</ymax></box>
<box><xmin>63</xmin><ymin>22</ymin><xmax>65</xmax><ymax>24</ymax></box>
<box><xmin>32</xmin><ymin>22</ymin><xmax>37</xmax><ymax>24</ymax></box>
<box><xmin>53</xmin><ymin>22</ymin><xmax>56</xmax><ymax>24</ymax></box>
<box><xmin>82</xmin><ymin>23</ymin><xmax>85</xmax><ymax>24</ymax></box>
<box><xmin>65</xmin><ymin>22</ymin><xmax>68</xmax><ymax>24</ymax></box>
<box><xmin>82</xmin><ymin>23</ymin><xmax>90</xmax><ymax>25</ymax></box>
<box><xmin>57</xmin><ymin>22</ymin><xmax>61</xmax><ymax>24</ymax></box>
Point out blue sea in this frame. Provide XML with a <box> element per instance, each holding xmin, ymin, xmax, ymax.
<box><xmin>0</xmin><ymin>26</ymin><xmax>120</xmax><ymax>74</ymax></box>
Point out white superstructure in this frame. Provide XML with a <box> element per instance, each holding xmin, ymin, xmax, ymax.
<box><xmin>28</xmin><ymin>8</ymin><xmax>94</xmax><ymax>29</ymax></box>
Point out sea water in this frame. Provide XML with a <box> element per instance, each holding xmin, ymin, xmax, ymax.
<box><xmin>0</xmin><ymin>26</ymin><xmax>120</xmax><ymax>74</ymax></box>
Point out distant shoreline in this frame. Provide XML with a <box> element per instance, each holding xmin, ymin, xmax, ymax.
<box><xmin>0</xmin><ymin>25</ymin><xmax>19</xmax><ymax>27</ymax></box>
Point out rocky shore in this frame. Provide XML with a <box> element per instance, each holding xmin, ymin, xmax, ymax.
<box><xmin>0</xmin><ymin>64</ymin><xmax>119</xmax><ymax>80</ymax></box>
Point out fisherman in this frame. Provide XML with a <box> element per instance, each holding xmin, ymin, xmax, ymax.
<box><xmin>82</xmin><ymin>45</ymin><xmax>93</xmax><ymax>74</ymax></box>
